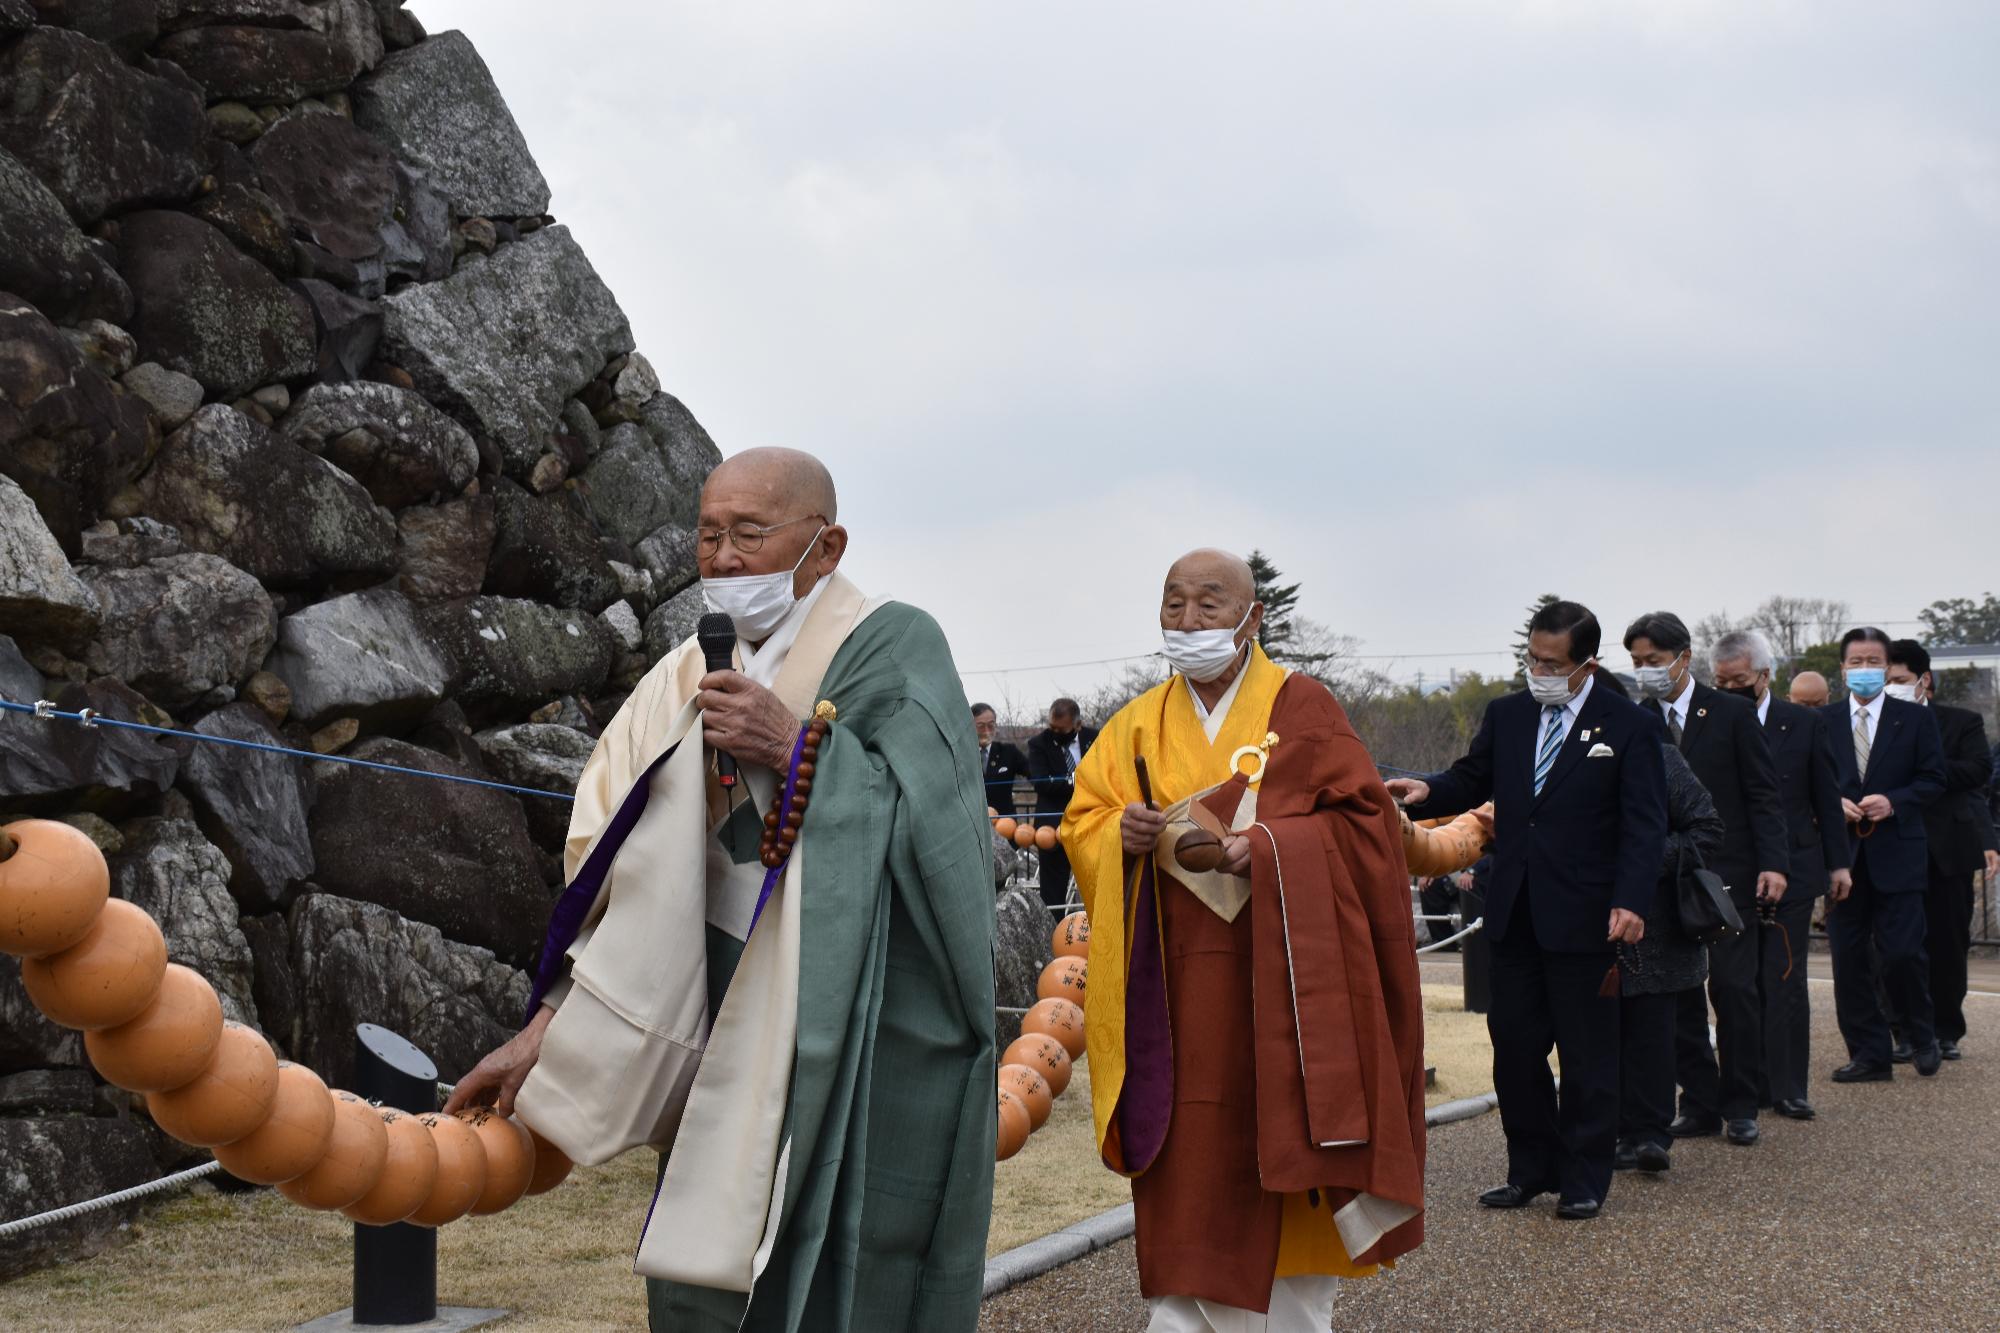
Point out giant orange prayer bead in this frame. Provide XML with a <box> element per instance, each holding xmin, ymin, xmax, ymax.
<box><xmin>1036</xmin><ymin>956</ymin><xmax>1086</xmax><ymax>1004</ymax></box>
<box><xmin>1001</xmin><ymin>1033</ymin><xmax>1072</xmax><ymax>1098</ymax></box>
<box><xmin>1034</xmin><ymin>825</ymin><xmax>1057</xmax><ymax>851</ymax></box>
<box><xmin>20</xmin><ymin>897</ymin><xmax>166</xmax><ymax>1030</ymax></box>
<box><xmin>277</xmin><ymin>1090</ymin><xmax>390</xmax><ymax>1211</ymax></box>
<box><xmin>146</xmin><ymin>1021</ymin><xmax>279</xmax><ymax>1147</ymax></box>
<box><xmin>996</xmin><ymin>1088</ymin><xmax>1031</xmax><ymax>1161</ymax></box>
<box><xmin>993</xmin><ymin>818</ymin><xmax>1017</xmax><ymax>841</ymax></box>
<box><xmin>1021</xmin><ymin>997</ymin><xmax>1086</xmax><ymax>1060</ymax></box>
<box><xmin>213</xmin><ymin>1061</ymin><xmax>336</xmax><ymax>1184</ymax></box>
<box><xmin>342</xmin><ymin>1107</ymin><xmax>440</xmax><ymax>1226</ymax></box>
<box><xmin>0</xmin><ymin>819</ymin><xmax>110</xmax><ymax>959</ymax></box>
<box><xmin>998</xmin><ymin>1063</ymin><xmax>1053</xmax><ymax>1130</ymax></box>
<box><xmin>407</xmin><ymin>1111</ymin><xmax>487</xmax><ymax>1227</ymax></box>
<box><xmin>1013</xmin><ymin>824</ymin><xmax>1036</xmax><ymax>849</ymax></box>
<box><xmin>1050</xmin><ymin>911</ymin><xmax>1089</xmax><ymax>959</ymax></box>
<box><xmin>525</xmin><ymin>1129</ymin><xmax>573</xmax><ymax>1196</ymax></box>
<box><xmin>83</xmin><ymin>963</ymin><xmax>223</xmax><ymax>1093</ymax></box>
<box><xmin>461</xmin><ymin>1109</ymin><xmax>535</xmax><ymax>1215</ymax></box>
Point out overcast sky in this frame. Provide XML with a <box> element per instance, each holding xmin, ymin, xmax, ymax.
<box><xmin>430</xmin><ymin>0</ymin><xmax>1998</xmax><ymax>715</ymax></box>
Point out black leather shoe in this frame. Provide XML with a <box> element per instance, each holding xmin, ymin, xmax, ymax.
<box><xmin>1724</xmin><ymin>1118</ymin><xmax>1760</xmax><ymax>1146</ymax></box>
<box><xmin>1555</xmin><ymin>1197</ymin><xmax>1602</xmax><ymax>1220</ymax></box>
<box><xmin>1668</xmin><ymin>1114</ymin><xmax>1721</xmax><ymax>1138</ymax></box>
<box><xmin>1634</xmin><ymin>1142</ymin><xmax>1671</xmax><ymax>1172</ymax></box>
<box><xmin>1890</xmin><ymin>1040</ymin><xmax>1914</xmax><ymax>1064</ymax></box>
<box><xmin>1478</xmin><ymin>1183</ymin><xmax>1551</xmax><ymax>1209</ymax></box>
<box><xmin>1773</xmin><ymin>1099</ymin><xmax>1816</xmax><ymax>1121</ymax></box>
<box><xmin>1913</xmin><ymin>1044</ymin><xmax>1942</xmax><ymax>1077</ymax></box>
<box><xmin>1939</xmin><ymin>1039</ymin><xmax>1962</xmax><ymax>1061</ymax></box>
<box><xmin>1612</xmin><ymin>1141</ymin><xmax>1637</xmax><ymax>1172</ymax></box>
<box><xmin>1832</xmin><ymin>1061</ymin><xmax>1893</xmax><ymax>1083</ymax></box>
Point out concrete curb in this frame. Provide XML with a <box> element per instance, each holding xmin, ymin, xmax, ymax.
<box><xmin>981</xmin><ymin>1091</ymin><xmax>1499</xmax><ymax>1299</ymax></box>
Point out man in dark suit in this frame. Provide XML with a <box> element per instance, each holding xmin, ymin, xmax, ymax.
<box><xmin>1623</xmin><ymin>612</ymin><xmax>1789</xmax><ymax>1147</ymax></box>
<box><xmin>1389</xmin><ymin>600</ymin><xmax>1667</xmax><ymax>1219</ymax></box>
<box><xmin>972</xmin><ymin>703</ymin><xmax>1033</xmax><ymax>819</ymax></box>
<box><xmin>1711</xmin><ymin>629</ymin><xmax>1852</xmax><ymax>1121</ymax></box>
<box><xmin>1886</xmin><ymin>641</ymin><xmax>1997</xmax><ymax>1061</ymax></box>
<box><xmin>1819</xmin><ymin>627</ymin><xmax>1948</xmax><ymax>1081</ymax></box>
<box><xmin>1026</xmin><ymin>697</ymin><xmax>1098</xmax><ymax>909</ymax></box>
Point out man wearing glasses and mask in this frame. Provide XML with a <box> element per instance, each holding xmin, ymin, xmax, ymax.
<box><xmin>1389</xmin><ymin>600</ymin><xmax>1667</xmax><ymax>1222</ymax></box>
<box><xmin>1709</xmin><ymin>629</ymin><xmax>1851</xmax><ymax>1124</ymax></box>
<box><xmin>448</xmin><ymin>447</ymin><xmax>996</xmax><ymax>1332</ymax></box>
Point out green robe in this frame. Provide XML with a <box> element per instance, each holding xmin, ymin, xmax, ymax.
<box><xmin>648</xmin><ymin>602</ymin><xmax>996</xmax><ymax>1332</ymax></box>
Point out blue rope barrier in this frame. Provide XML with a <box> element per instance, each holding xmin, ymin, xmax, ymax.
<box><xmin>0</xmin><ymin>697</ymin><xmax>577</xmax><ymax>802</ymax></box>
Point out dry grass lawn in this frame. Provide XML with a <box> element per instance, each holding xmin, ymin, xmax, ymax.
<box><xmin>0</xmin><ymin>990</ymin><xmax>1494</xmax><ymax>1330</ymax></box>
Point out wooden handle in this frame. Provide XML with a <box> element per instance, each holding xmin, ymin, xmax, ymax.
<box><xmin>1134</xmin><ymin>756</ymin><xmax>1155</xmax><ymax>811</ymax></box>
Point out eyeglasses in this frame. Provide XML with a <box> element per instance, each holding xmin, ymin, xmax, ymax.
<box><xmin>695</xmin><ymin>514</ymin><xmax>826</xmax><ymax>559</ymax></box>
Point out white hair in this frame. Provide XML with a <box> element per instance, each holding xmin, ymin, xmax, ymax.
<box><xmin>1711</xmin><ymin>628</ymin><xmax>1775</xmax><ymax>673</ymax></box>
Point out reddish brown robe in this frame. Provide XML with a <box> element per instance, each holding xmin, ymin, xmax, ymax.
<box><xmin>1076</xmin><ymin>668</ymin><xmax>1426</xmax><ymax>1311</ymax></box>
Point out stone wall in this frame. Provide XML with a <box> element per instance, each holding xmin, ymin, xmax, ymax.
<box><xmin>0</xmin><ymin>1</ymin><xmax>718</xmax><ymax>1275</ymax></box>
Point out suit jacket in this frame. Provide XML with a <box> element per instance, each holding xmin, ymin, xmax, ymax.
<box><xmin>1761</xmin><ymin>696</ymin><xmax>1851</xmax><ymax>898</ymax></box>
<box><xmin>981</xmin><ymin>741</ymin><xmax>1033</xmax><ymax>818</ymax></box>
<box><xmin>1644</xmin><ymin>683</ymin><xmax>1787</xmax><ymax>905</ymax></box>
<box><xmin>1028</xmin><ymin>726</ymin><xmax>1099</xmax><ymax>826</ymax></box>
<box><xmin>1409</xmin><ymin>680</ymin><xmax>1668</xmax><ymax>953</ymax></box>
<box><xmin>1926</xmin><ymin>704</ymin><xmax>1994</xmax><ymax>877</ymax></box>
<box><xmin>1818</xmin><ymin>696</ymin><xmax>1947</xmax><ymax>893</ymax></box>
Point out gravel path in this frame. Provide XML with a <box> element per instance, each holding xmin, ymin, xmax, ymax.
<box><xmin>981</xmin><ymin>975</ymin><xmax>2000</xmax><ymax>1332</ymax></box>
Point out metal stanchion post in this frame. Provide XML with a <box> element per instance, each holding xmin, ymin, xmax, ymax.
<box><xmin>352</xmin><ymin>1025</ymin><xmax>439</xmax><ymax>1325</ymax></box>
<box><xmin>298</xmin><ymin>1025</ymin><xmax>507</xmax><ymax>1330</ymax></box>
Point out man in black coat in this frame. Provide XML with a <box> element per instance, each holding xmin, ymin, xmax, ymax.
<box><xmin>972</xmin><ymin>703</ymin><xmax>1033</xmax><ymax>819</ymax></box>
<box><xmin>1624</xmin><ymin>612</ymin><xmax>1789</xmax><ymax>1147</ymax></box>
<box><xmin>1025</xmin><ymin>697</ymin><xmax>1098</xmax><ymax>909</ymax></box>
<box><xmin>1391</xmin><ymin>600</ymin><xmax>1667</xmax><ymax>1219</ymax></box>
<box><xmin>1886</xmin><ymin>641</ymin><xmax>1999</xmax><ymax>1061</ymax></box>
<box><xmin>1711</xmin><ymin>630</ymin><xmax>1852</xmax><ymax>1121</ymax></box>
<box><xmin>1820</xmin><ymin>628</ymin><xmax>1948</xmax><ymax>1080</ymax></box>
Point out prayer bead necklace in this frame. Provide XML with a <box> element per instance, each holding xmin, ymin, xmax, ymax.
<box><xmin>759</xmin><ymin>716</ymin><xmax>831</xmax><ymax>869</ymax></box>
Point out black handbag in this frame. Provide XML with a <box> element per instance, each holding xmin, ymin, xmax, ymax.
<box><xmin>1675</xmin><ymin>845</ymin><xmax>1743</xmax><ymax>944</ymax></box>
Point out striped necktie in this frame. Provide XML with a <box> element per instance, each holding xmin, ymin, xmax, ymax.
<box><xmin>1533</xmin><ymin>704</ymin><xmax>1567</xmax><ymax>796</ymax></box>
<box><xmin>1853</xmin><ymin>709</ymin><xmax>1871</xmax><ymax>781</ymax></box>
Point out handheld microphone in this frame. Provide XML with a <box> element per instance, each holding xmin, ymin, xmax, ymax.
<box><xmin>696</xmin><ymin>612</ymin><xmax>738</xmax><ymax>789</ymax></box>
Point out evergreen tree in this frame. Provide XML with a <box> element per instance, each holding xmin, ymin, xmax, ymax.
<box><xmin>1513</xmin><ymin>593</ymin><xmax>1562</xmax><ymax>679</ymax></box>
<box><xmin>1248</xmin><ymin>550</ymin><xmax>1302</xmax><ymax>649</ymax></box>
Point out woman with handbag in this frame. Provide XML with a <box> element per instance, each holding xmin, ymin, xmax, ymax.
<box><xmin>1612</xmin><ymin>675</ymin><xmax>1727</xmax><ymax>1175</ymax></box>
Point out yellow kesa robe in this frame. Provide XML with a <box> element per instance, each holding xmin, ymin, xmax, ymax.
<box><xmin>1063</xmin><ymin>645</ymin><xmax>1377</xmax><ymax>1288</ymax></box>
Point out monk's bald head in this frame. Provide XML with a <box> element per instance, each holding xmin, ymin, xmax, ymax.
<box><xmin>702</xmin><ymin>446</ymin><xmax>838</xmax><ymax>525</ymax></box>
<box><xmin>1788</xmin><ymin>670</ymin><xmax>1829</xmax><ymax>708</ymax></box>
<box><xmin>696</xmin><ymin>447</ymin><xmax>848</xmax><ymax>590</ymax></box>
<box><xmin>1167</xmin><ymin>549</ymin><xmax>1254</xmax><ymax>603</ymax></box>
<box><xmin>1160</xmin><ymin>548</ymin><xmax>1260</xmax><ymax>633</ymax></box>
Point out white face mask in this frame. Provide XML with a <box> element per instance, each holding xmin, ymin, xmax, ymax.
<box><xmin>700</xmin><ymin>527</ymin><xmax>824</xmax><ymax>640</ymax></box>
<box><xmin>1163</xmin><ymin>605</ymin><xmax>1253</xmax><ymax>683</ymax></box>
<box><xmin>1883</xmin><ymin>681</ymin><xmax>1921</xmax><ymax>704</ymax></box>
<box><xmin>1632</xmin><ymin>653</ymin><xmax>1685</xmax><ymax>701</ymax></box>
<box><xmin>1526</xmin><ymin>659</ymin><xmax>1593</xmax><ymax>707</ymax></box>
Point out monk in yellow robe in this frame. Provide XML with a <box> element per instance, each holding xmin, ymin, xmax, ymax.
<box><xmin>1064</xmin><ymin>550</ymin><xmax>1427</xmax><ymax>1333</ymax></box>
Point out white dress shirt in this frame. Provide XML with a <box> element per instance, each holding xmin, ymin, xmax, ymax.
<box><xmin>1537</xmin><ymin>671</ymin><xmax>1595</xmax><ymax>754</ymax></box>
<box><xmin>1848</xmin><ymin>691</ymin><xmax>1885</xmax><ymax>746</ymax></box>
<box><xmin>1756</xmin><ymin>690</ymin><xmax>1771</xmax><ymax>726</ymax></box>
<box><xmin>1659</xmin><ymin>675</ymin><xmax>1694</xmax><ymax>735</ymax></box>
